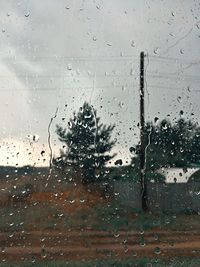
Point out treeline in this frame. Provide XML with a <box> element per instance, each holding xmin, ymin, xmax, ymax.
<box><xmin>54</xmin><ymin>102</ymin><xmax>200</xmax><ymax>184</ymax></box>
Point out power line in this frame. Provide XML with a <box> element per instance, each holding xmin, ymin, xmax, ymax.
<box><xmin>0</xmin><ymin>74</ymin><xmax>139</xmax><ymax>78</ymax></box>
<box><xmin>0</xmin><ymin>85</ymin><xmax>134</xmax><ymax>91</ymax></box>
<box><xmin>147</xmin><ymin>74</ymin><xmax>200</xmax><ymax>82</ymax></box>
<box><xmin>147</xmin><ymin>85</ymin><xmax>200</xmax><ymax>92</ymax></box>
<box><xmin>0</xmin><ymin>73</ymin><xmax>200</xmax><ymax>81</ymax></box>
<box><xmin>0</xmin><ymin>55</ymin><xmax>139</xmax><ymax>62</ymax></box>
<box><xmin>146</xmin><ymin>70</ymin><xmax>200</xmax><ymax>78</ymax></box>
<box><xmin>0</xmin><ymin>84</ymin><xmax>199</xmax><ymax>92</ymax></box>
<box><xmin>0</xmin><ymin>54</ymin><xmax>199</xmax><ymax>65</ymax></box>
<box><xmin>148</xmin><ymin>54</ymin><xmax>200</xmax><ymax>64</ymax></box>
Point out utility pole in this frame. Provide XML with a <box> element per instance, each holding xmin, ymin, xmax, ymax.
<box><xmin>140</xmin><ymin>51</ymin><xmax>148</xmax><ymax>211</ymax></box>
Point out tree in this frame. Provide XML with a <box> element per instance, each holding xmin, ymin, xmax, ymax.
<box><xmin>133</xmin><ymin>118</ymin><xmax>200</xmax><ymax>171</ymax></box>
<box><xmin>55</xmin><ymin>102</ymin><xmax>116</xmax><ymax>184</ymax></box>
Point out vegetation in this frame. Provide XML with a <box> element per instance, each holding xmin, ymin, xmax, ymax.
<box><xmin>55</xmin><ymin>102</ymin><xmax>116</xmax><ymax>184</ymax></box>
<box><xmin>1</xmin><ymin>258</ymin><xmax>200</xmax><ymax>267</ymax></box>
<box><xmin>133</xmin><ymin>118</ymin><xmax>200</xmax><ymax>171</ymax></box>
<box><xmin>110</xmin><ymin>165</ymin><xmax>165</xmax><ymax>183</ymax></box>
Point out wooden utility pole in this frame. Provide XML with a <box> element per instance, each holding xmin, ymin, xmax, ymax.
<box><xmin>140</xmin><ymin>51</ymin><xmax>148</xmax><ymax>211</ymax></box>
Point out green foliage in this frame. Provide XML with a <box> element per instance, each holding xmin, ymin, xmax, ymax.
<box><xmin>110</xmin><ymin>165</ymin><xmax>139</xmax><ymax>183</ymax></box>
<box><xmin>146</xmin><ymin>171</ymin><xmax>165</xmax><ymax>183</ymax></box>
<box><xmin>134</xmin><ymin>118</ymin><xmax>200</xmax><ymax>170</ymax></box>
<box><xmin>111</xmin><ymin>162</ymin><xmax>165</xmax><ymax>183</ymax></box>
<box><xmin>55</xmin><ymin>102</ymin><xmax>116</xmax><ymax>184</ymax></box>
<box><xmin>189</xmin><ymin>169</ymin><xmax>200</xmax><ymax>182</ymax></box>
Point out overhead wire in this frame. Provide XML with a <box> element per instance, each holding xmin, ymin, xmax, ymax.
<box><xmin>0</xmin><ymin>84</ymin><xmax>199</xmax><ymax>92</ymax></box>
<box><xmin>0</xmin><ymin>53</ymin><xmax>199</xmax><ymax>93</ymax></box>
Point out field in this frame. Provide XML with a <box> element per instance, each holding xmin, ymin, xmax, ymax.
<box><xmin>0</xmin><ymin>167</ymin><xmax>199</xmax><ymax>265</ymax></box>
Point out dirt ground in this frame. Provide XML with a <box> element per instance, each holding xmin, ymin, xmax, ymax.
<box><xmin>27</xmin><ymin>184</ymin><xmax>106</xmax><ymax>214</ymax></box>
<box><xmin>0</xmin><ymin>229</ymin><xmax>199</xmax><ymax>262</ymax></box>
<box><xmin>0</xmin><ymin>184</ymin><xmax>199</xmax><ymax>263</ymax></box>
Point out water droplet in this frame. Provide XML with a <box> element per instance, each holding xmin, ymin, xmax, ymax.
<box><xmin>84</xmin><ymin>114</ymin><xmax>92</xmax><ymax>119</ymax></box>
<box><xmin>31</xmin><ymin>256</ymin><xmax>36</xmax><ymax>263</ymax></box>
<box><xmin>154</xmin><ymin>117</ymin><xmax>159</xmax><ymax>123</ymax></box>
<box><xmin>41</xmin><ymin>249</ymin><xmax>47</xmax><ymax>258</ymax></box>
<box><xmin>196</xmin><ymin>22</ymin><xmax>200</xmax><ymax>30</ymax></box>
<box><xmin>106</xmin><ymin>42</ymin><xmax>112</xmax><ymax>46</ymax></box>
<box><xmin>118</xmin><ymin>102</ymin><xmax>124</xmax><ymax>108</ymax></box>
<box><xmin>80</xmin><ymin>163</ymin><xmax>84</xmax><ymax>168</ymax></box>
<box><xmin>153</xmin><ymin>48</ymin><xmax>159</xmax><ymax>54</ymax></box>
<box><xmin>132</xmin><ymin>251</ymin><xmax>137</xmax><ymax>257</ymax></box>
<box><xmin>129</xmin><ymin>147</ymin><xmax>135</xmax><ymax>153</ymax></box>
<box><xmin>154</xmin><ymin>233</ymin><xmax>159</xmax><ymax>240</ymax></box>
<box><xmin>131</xmin><ymin>40</ymin><xmax>135</xmax><ymax>47</ymax></box>
<box><xmin>41</xmin><ymin>150</ymin><xmax>45</xmax><ymax>156</ymax></box>
<box><xmin>114</xmin><ymin>159</ymin><xmax>123</xmax><ymax>166</ymax></box>
<box><xmin>124</xmin><ymin>245</ymin><xmax>128</xmax><ymax>253</ymax></box>
<box><xmin>33</xmin><ymin>134</ymin><xmax>39</xmax><ymax>142</ymax></box>
<box><xmin>140</xmin><ymin>239</ymin><xmax>146</xmax><ymax>247</ymax></box>
<box><xmin>67</xmin><ymin>64</ymin><xmax>72</xmax><ymax>70</ymax></box>
<box><xmin>95</xmin><ymin>161</ymin><xmax>100</xmax><ymax>167</ymax></box>
<box><xmin>154</xmin><ymin>246</ymin><xmax>161</xmax><ymax>255</ymax></box>
<box><xmin>130</xmin><ymin>68</ymin><xmax>134</xmax><ymax>75</ymax></box>
<box><xmin>25</xmin><ymin>12</ymin><xmax>30</xmax><ymax>18</ymax></box>
<box><xmin>95</xmin><ymin>173</ymin><xmax>100</xmax><ymax>178</ymax></box>
<box><xmin>113</xmin><ymin>232</ymin><xmax>120</xmax><ymax>238</ymax></box>
<box><xmin>140</xmin><ymin>229</ymin><xmax>144</xmax><ymax>235</ymax></box>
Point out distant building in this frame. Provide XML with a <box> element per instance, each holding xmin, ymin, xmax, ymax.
<box><xmin>157</xmin><ymin>167</ymin><xmax>200</xmax><ymax>183</ymax></box>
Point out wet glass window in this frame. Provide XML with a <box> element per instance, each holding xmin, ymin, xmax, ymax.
<box><xmin>0</xmin><ymin>1</ymin><xmax>199</xmax><ymax>266</ymax></box>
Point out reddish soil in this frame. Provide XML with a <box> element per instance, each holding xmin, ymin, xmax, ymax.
<box><xmin>0</xmin><ymin>230</ymin><xmax>199</xmax><ymax>262</ymax></box>
<box><xmin>0</xmin><ymin>184</ymin><xmax>199</xmax><ymax>263</ymax></box>
<box><xmin>27</xmin><ymin>184</ymin><xmax>106</xmax><ymax>214</ymax></box>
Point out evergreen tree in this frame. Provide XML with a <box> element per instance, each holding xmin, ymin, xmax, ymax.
<box><xmin>133</xmin><ymin>118</ymin><xmax>200</xmax><ymax>170</ymax></box>
<box><xmin>55</xmin><ymin>102</ymin><xmax>116</xmax><ymax>183</ymax></box>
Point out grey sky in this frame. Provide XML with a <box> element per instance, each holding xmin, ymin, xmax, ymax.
<box><xmin>0</xmin><ymin>0</ymin><xmax>199</xmax><ymax>166</ymax></box>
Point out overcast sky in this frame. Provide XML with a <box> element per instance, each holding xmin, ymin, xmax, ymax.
<box><xmin>0</xmin><ymin>0</ymin><xmax>199</xmax><ymax>166</ymax></box>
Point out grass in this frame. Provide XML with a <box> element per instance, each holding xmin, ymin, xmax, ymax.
<box><xmin>0</xmin><ymin>200</ymin><xmax>199</xmax><ymax>232</ymax></box>
<box><xmin>0</xmin><ymin>207</ymin><xmax>25</xmax><ymax>232</ymax></box>
<box><xmin>88</xmin><ymin>203</ymin><xmax>172</xmax><ymax>231</ymax></box>
<box><xmin>1</xmin><ymin>258</ymin><xmax>200</xmax><ymax>267</ymax></box>
<box><xmin>0</xmin><ymin>203</ymin><xmax>62</xmax><ymax>231</ymax></box>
